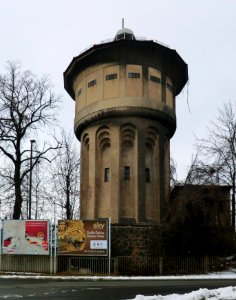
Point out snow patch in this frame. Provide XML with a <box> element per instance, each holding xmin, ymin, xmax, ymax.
<box><xmin>127</xmin><ymin>286</ymin><xmax>236</xmax><ymax>300</ymax></box>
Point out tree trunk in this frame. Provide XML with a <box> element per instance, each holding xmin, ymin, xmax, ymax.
<box><xmin>232</xmin><ymin>182</ymin><xmax>236</xmax><ymax>230</ymax></box>
<box><xmin>66</xmin><ymin>175</ymin><xmax>71</xmax><ymax>220</ymax></box>
<box><xmin>13</xmin><ymin>164</ymin><xmax>23</xmax><ymax>219</ymax></box>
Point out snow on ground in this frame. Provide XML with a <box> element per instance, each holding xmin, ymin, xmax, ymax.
<box><xmin>1</xmin><ymin>269</ymin><xmax>236</xmax><ymax>280</ymax></box>
<box><xmin>127</xmin><ymin>286</ymin><xmax>236</xmax><ymax>300</ymax></box>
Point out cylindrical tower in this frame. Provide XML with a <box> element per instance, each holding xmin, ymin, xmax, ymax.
<box><xmin>64</xmin><ymin>28</ymin><xmax>188</xmax><ymax>226</ymax></box>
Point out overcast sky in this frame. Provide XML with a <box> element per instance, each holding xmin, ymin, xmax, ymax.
<box><xmin>0</xmin><ymin>0</ymin><xmax>235</xmax><ymax>180</ymax></box>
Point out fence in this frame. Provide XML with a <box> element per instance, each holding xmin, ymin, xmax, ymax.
<box><xmin>0</xmin><ymin>254</ymin><xmax>51</xmax><ymax>273</ymax></box>
<box><xmin>57</xmin><ymin>256</ymin><xmax>115</xmax><ymax>275</ymax></box>
<box><xmin>0</xmin><ymin>255</ymin><xmax>235</xmax><ymax>276</ymax></box>
<box><xmin>116</xmin><ymin>256</ymin><xmax>236</xmax><ymax>276</ymax></box>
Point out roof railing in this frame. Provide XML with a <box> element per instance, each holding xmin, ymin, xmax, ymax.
<box><xmin>78</xmin><ymin>37</ymin><xmax>170</xmax><ymax>55</ymax></box>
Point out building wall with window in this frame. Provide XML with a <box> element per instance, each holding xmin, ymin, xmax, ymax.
<box><xmin>64</xmin><ymin>31</ymin><xmax>188</xmax><ymax>225</ymax></box>
<box><xmin>74</xmin><ymin>62</ymin><xmax>175</xmax><ymax>132</ymax></box>
<box><xmin>78</xmin><ymin>117</ymin><xmax>169</xmax><ymax>224</ymax></box>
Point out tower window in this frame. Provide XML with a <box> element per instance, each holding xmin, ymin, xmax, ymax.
<box><xmin>104</xmin><ymin>168</ymin><xmax>110</xmax><ymax>182</ymax></box>
<box><xmin>150</xmin><ymin>75</ymin><xmax>161</xmax><ymax>84</ymax></box>
<box><xmin>106</xmin><ymin>73</ymin><xmax>117</xmax><ymax>81</ymax></box>
<box><xmin>123</xmin><ymin>166</ymin><xmax>130</xmax><ymax>181</ymax></box>
<box><xmin>145</xmin><ymin>168</ymin><xmax>151</xmax><ymax>183</ymax></box>
<box><xmin>77</xmin><ymin>88</ymin><xmax>82</xmax><ymax>97</ymax></box>
<box><xmin>88</xmin><ymin>79</ymin><xmax>97</xmax><ymax>88</ymax></box>
<box><xmin>128</xmin><ymin>72</ymin><xmax>140</xmax><ymax>79</ymax></box>
<box><xmin>166</xmin><ymin>82</ymin><xmax>173</xmax><ymax>92</ymax></box>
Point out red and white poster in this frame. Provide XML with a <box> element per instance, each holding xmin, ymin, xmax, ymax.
<box><xmin>2</xmin><ymin>220</ymin><xmax>49</xmax><ymax>255</ymax></box>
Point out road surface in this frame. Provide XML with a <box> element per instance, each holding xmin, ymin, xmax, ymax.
<box><xmin>0</xmin><ymin>278</ymin><xmax>236</xmax><ymax>299</ymax></box>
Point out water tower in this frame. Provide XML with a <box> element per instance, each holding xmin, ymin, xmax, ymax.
<box><xmin>64</xmin><ymin>25</ymin><xmax>188</xmax><ymax>255</ymax></box>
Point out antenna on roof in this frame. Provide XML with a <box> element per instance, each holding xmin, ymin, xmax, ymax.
<box><xmin>114</xmin><ymin>19</ymin><xmax>135</xmax><ymax>41</ymax></box>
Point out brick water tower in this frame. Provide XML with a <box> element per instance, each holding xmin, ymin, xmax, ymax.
<box><xmin>64</xmin><ymin>26</ymin><xmax>188</xmax><ymax>255</ymax></box>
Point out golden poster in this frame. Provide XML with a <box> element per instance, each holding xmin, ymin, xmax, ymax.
<box><xmin>58</xmin><ymin>219</ymin><xmax>108</xmax><ymax>256</ymax></box>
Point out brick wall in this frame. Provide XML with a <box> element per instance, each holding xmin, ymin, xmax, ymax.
<box><xmin>111</xmin><ymin>224</ymin><xmax>160</xmax><ymax>257</ymax></box>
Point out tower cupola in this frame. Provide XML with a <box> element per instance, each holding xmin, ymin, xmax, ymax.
<box><xmin>115</xmin><ymin>28</ymin><xmax>135</xmax><ymax>40</ymax></box>
<box><xmin>114</xmin><ymin>19</ymin><xmax>136</xmax><ymax>40</ymax></box>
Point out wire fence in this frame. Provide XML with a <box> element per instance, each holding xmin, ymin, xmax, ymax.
<box><xmin>0</xmin><ymin>255</ymin><xmax>235</xmax><ymax>276</ymax></box>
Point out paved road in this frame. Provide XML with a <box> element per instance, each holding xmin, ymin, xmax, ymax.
<box><xmin>0</xmin><ymin>278</ymin><xmax>236</xmax><ymax>299</ymax></box>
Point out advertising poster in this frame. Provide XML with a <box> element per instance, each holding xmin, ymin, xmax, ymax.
<box><xmin>58</xmin><ymin>219</ymin><xmax>108</xmax><ymax>256</ymax></box>
<box><xmin>2</xmin><ymin>220</ymin><xmax>49</xmax><ymax>255</ymax></box>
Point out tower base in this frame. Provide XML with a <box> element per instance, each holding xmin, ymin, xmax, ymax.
<box><xmin>111</xmin><ymin>224</ymin><xmax>161</xmax><ymax>257</ymax></box>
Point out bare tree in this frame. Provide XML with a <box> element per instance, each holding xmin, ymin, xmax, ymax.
<box><xmin>49</xmin><ymin>131</ymin><xmax>80</xmax><ymax>220</ymax></box>
<box><xmin>170</xmin><ymin>155</ymin><xmax>178</xmax><ymax>187</ymax></box>
<box><xmin>185</xmin><ymin>101</ymin><xmax>236</xmax><ymax>229</ymax></box>
<box><xmin>184</xmin><ymin>153</ymin><xmax>217</xmax><ymax>184</ymax></box>
<box><xmin>19</xmin><ymin>157</ymin><xmax>50</xmax><ymax>219</ymax></box>
<box><xmin>0</xmin><ymin>62</ymin><xmax>60</xmax><ymax>219</ymax></box>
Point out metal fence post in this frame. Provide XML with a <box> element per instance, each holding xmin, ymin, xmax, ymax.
<box><xmin>204</xmin><ymin>256</ymin><xmax>209</xmax><ymax>273</ymax></box>
<box><xmin>54</xmin><ymin>221</ymin><xmax>57</xmax><ymax>274</ymax></box>
<box><xmin>159</xmin><ymin>256</ymin><xmax>163</xmax><ymax>276</ymax></box>
<box><xmin>50</xmin><ymin>221</ymin><xmax>53</xmax><ymax>275</ymax></box>
<box><xmin>108</xmin><ymin>217</ymin><xmax>111</xmax><ymax>275</ymax></box>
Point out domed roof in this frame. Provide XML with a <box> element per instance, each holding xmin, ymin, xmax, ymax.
<box><xmin>114</xmin><ymin>25</ymin><xmax>135</xmax><ymax>41</ymax></box>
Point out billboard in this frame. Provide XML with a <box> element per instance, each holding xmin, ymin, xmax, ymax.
<box><xmin>2</xmin><ymin>220</ymin><xmax>49</xmax><ymax>255</ymax></box>
<box><xmin>58</xmin><ymin>219</ymin><xmax>108</xmax><ymax>256</ymax></box>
